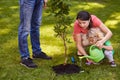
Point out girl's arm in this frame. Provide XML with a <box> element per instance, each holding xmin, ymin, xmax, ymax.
<box><xmin>95</xmin><ymin>23</ymin><xmax>113</xmax><ymax>48</ymax></box>
<box><xmin>102</xmin><ymin>45</ymin><xmax>113</xmax><ymax>51</ymax></box>
<box><xmin>74</xmin><ymin>34</ymin><xmax>88</xmax><ymax>56</ymax></box>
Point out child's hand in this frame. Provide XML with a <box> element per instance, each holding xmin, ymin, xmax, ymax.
<box><xmin>98</xmin><ymin>45</ymin><xmax>103</xmax><ymax>49</ymax></box>
<box><xmin>95</xmin><ymin>40</ymin><xmax>104</xmax><ymax>49</ymax></box>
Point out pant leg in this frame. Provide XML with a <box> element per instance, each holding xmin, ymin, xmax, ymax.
<box><xmin>18</xmin><ymin>0</ymin><xmax>36</xmax><ymax>58</ymax></box>
<box><xmin>30</xmin><ymin>0</ymin><xmax>44</xmax><ymax>54</ymax></box>
<box><xmin>104</xmin><ymin>50</ymin><xmax>114</xmax><ymax>62</ymax></box>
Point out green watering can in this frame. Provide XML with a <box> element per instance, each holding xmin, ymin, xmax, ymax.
<box><xmin>79</xmin><ymin>45</ymin><xmax>105</xmax><ymax>62</ymax></box>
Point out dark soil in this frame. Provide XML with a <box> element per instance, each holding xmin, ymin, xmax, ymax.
<box><xmin>52</xmin><ymin>64</ymin><xmax>81</xmax><ymax>74</ymax></box>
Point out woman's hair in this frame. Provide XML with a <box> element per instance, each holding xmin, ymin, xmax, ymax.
<box><xmin>76</xmin><ymin>11</ymin><xmax>93</xmax><ymax>29</ymax></box>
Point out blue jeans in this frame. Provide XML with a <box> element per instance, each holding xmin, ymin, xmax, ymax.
<box><xmin>18</xmin><ymin>0</ymin><xmax>44</xmax><ymax>58</ymax></box>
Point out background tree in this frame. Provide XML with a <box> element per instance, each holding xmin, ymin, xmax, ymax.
<box><xmin>47</xmin><ymin>0</ymin><xmax>73</xmax><ymax>64</ymax></box>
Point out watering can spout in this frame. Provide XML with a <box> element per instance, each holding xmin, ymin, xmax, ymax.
<box><xmin>79</xmin><ymin>55</ymin><xmax>94</xmax><ymax>60</ymax></box>
<box><xmin>79</xmin><ymin>45</ymin><xmax>105</xmax><ymax>62</ymax></box>
<box><xmin>83</xmin><ymin>56</ymin><xmax>94</xmax><ymax>60</ymax></box>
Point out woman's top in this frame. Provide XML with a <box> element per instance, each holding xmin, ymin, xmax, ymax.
<box><xmin>73</xmin><ymin>15</ymin><xmax>102</xmax><ymax>35</ymax></box>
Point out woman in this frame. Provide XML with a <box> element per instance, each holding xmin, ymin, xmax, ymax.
<box><xmin>73</xmin><ymin>11</ymin><xmax>113</xmax><ymax>65</ymax></box>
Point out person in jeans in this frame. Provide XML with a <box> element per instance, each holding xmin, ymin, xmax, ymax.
<box><xmin>18</xmin><ymin>0</ymin><xmax>52</xmax><ymax>68</ymax></box>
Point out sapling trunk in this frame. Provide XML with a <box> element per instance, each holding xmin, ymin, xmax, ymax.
<box><xmin>48</xmin><ymin>0</ymin><xmax>72</xmax><ymax>65</ymax></box>
<box><xmin>61</xmin><ymin>33</ymin><xmax>68</xmax><ymax>65</ymax></box>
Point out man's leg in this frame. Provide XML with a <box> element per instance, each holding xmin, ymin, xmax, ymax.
<box><xmin>30</xmin><ymin>0</ymin><xmax>43</xmax><ymax>54</ymax></box>
<box><xmin>30</xmin><ymin>0</ymin><xmax>52</xmax><ymax>59</ymax></box>
<box><xmin>18</xmin><ymin>0</ymin><xmax>37</xmax><ymax>68</ymax></box>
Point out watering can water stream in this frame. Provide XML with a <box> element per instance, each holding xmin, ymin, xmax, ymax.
<box><xmin>79</xmin><ymin>45</ymin><xmax>105</xmax><ymax>62</ymax></box>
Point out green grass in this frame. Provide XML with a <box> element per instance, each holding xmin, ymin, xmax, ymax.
<box><xmin>0</xmin><ymin>0</ymin><xmax>120</xmax><ymax>80</ymax></box>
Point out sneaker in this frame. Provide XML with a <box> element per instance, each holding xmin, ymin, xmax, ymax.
<box><xmin>33</xmin><ymin>51</ymin><xmax>52</xmax><ymax>60</ymax></box>
<box><xmin>20</xmin><ymin>57</ymin><xmax>37</xmax><ymax>68</ymax></box>
<box><xmin>110</xmin><ymin>61</ymin><xmax>116</xmax><ymax>67</ymax></box>
<box><xmin>85</xmin><ymin>61</ymin><xmax>99</xmax><ymax>65</ymax></box>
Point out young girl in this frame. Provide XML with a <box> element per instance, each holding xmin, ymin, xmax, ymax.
<box><xmin>73</xmin><ymin>11</ymin><xmax>115</xmax><ymax>66</ymax></box>
<box><xmin>88</xmin><ymin>27</ymin><xmax>116</xmax><ymax>67</ymax></box>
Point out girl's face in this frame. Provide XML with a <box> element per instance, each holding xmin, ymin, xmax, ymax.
<box><xmin>77</xmin><ymin>19</ymin><xmax>90</xmax><ymax>29</ymax></box>
<box><xmin>88</xmin><ymin>37</ymin><xmax>98</xmax><ymax>44</ymax></box>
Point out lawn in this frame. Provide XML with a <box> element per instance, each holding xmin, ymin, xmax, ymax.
<box><xmin>0</xmin><ymin>0</ymin><xmax>120</xmax><ymax>80</ymax></box>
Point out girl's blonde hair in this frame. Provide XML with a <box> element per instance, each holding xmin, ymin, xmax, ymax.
<box><xmin>88</xmin><ymin>27</ymin><xmax>104</xmax><ymax>44</ymax></box>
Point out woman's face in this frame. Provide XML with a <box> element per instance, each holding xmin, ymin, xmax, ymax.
<box><xmin>77</xmin><ymin>19</ymin><xmax>90</xmax><ymax>29</ymax></box>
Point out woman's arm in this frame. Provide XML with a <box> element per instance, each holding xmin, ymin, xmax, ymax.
<box><xmin>74</xmin><ymin>34</ymin><xmax>88</xmax><ymax>56</ymax></box>
<box><xmin>95</xmin><ymin>23</ymin><xmax>113</xmax><ymax>48</ymax></box>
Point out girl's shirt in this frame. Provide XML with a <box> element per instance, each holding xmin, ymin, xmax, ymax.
<box><xmin>73</xmin><ymin>15</ymin><xmax>102</xmax><ymax>35</ymax></box>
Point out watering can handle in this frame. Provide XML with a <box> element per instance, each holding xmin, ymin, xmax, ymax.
<box><xmin>89</xmin><ymin>45</ymin><xmax>96</xmax><ymax>52</ymax></box>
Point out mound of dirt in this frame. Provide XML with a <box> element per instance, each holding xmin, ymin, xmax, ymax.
<box><xmin>52</xmin><ymin>64</ymin><xmax>81</xmax><ymax>74</ymax></box>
